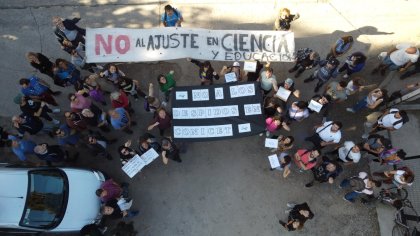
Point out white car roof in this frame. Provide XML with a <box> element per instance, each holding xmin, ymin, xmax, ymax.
<box><xmin>0</xmin><ymin>169</ymin><xmax>28</xmax><ymax>226</ymax></box>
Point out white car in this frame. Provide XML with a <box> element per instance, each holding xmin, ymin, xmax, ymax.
<box><xmin>0</xmin><ymin>165</ymin><xmax>105</xmax><ymax>234</ymax></box>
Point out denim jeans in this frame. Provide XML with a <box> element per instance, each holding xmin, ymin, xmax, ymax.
<box><xmin>340</xmin><ymin>179</ymin><xmax>360</xmax><ymax>202</ymax></box>
<box><xmin>352</xmin><ymin>97</ymin><xmax>368</xmax><ymax>111</ymax></box>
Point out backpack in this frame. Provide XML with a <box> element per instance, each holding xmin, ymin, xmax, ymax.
<box><xmin>349</xmin><ymin>176</ymin><xmax>369</xmax><ymax>192</ymax></box>
<box><xmin>389</xmin><ymin>110</ymin><xmax>409</xmax><ymax>126</ymax></box>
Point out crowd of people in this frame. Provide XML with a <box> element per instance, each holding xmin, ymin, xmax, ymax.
<box><xmin>1</xmin><ymin>4</ymin><xmax>419</xmax><ymax>234</ymax></box>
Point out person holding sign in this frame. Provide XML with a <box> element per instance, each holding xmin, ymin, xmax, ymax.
<box><xmin>118</xmin><ymin>140</ymin><xmax>139</xmax><ymax>165</ymax></box>
<box><xmin>258</xmin><ymin>67</ymin><xmax>278</xmax><ymax>96</ymax></box>
<box><xmin>220</xmin><ymin>61</ymin><xmax>245</xmax><ymax>82</ymax></box>
<box><xmin>270</xmin><ymin>152</ymin><xmax>292</xmax><ymax>178</ymax></box>
<box><xmin>274</xmin><ymin>135</ymin><xmax>295</xmax><ymax>153</ymax></box>
<box><xmin>161</xmin><ymin>5</ymin><xmax>183</xmax><ymax>27</ymax></box>
<box><xmin>187</xmin><ymin>58</ymin><xmax>219</xmax><ymax>86</ymax></box>
<box><xmin>138</xmin><ymin>133</ymin><xmax>161</xmax><ymax>155</ymax></box>
<box><xmin>308</xmin><ymin>94</ymin><xmax>331</xmax><ymax>123</ymax></box>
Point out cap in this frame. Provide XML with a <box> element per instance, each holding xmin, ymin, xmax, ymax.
<box><xmin>233</xmin><ymin>61</ymin><xmax>240</xmax><ymax>67</ymax></box>
<box><xmin>13</xmin><ymin>94</ymin><xmax>23</xmax><ymax>104</ymax></box>
<box><xmin>328</xmin><ymin>58</ymin><xmax>340</xmax><ymax>66</ymax></box>
<box><xmin>285</xmin><ymin>78</ymin><xmax>294</xmax><ymax>86</ymax></box>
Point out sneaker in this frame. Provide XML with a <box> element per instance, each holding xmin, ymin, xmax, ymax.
<box><xmin>343</xmin><ymin>74</ymin><xmax>349</xmax><ymax>79</ymax></box>
<box><xmin>288</xmin><ymin>68</ymin><xmax>296</xmax><ymax>73</ymax></box>
<box><xmin>259</xmin><ymin>133</ymin><xmax>263</xmax><ymax>136</ymax></box>
<box><xmin>270</xmin><ymin>168</ymin><xmax>275</xmax><ymax>171</ymax></box>
<box><xmin>169</xmin><ymin>70</ymin><xmax>174</xmax><ymax>75</ymax></box>
<box><xmin>52</xmin><ymin>91</ymin><xmax>62</xmax><ymax>96</ymax></box>
<box><xmin>303</xmin><ymin>78</ymin><xmax>312</xmax><ymax>83</ymax></box>
<box><xmin>346</xmin><ymin>108</ymin><xmax>355</xmax><ymax>113</ymax></box>
<box><xmin>52</xmin><ymin>119</ymin><xmax>60</xmax><ymax>125</ymax></box>
<box><xmin>343</xmin><ymin>197</ymin><xmax>354</xmax><ymax>203</ymax></box>
<box><xmin>286</xmin><ymin>202</ymin><xmax>296</xmax><ymax>208</ymax></box>
<box><xmin>371</xmin><ymin>68</ymin><xmax>379</xmax><ymax>75</ymax></box>
<box><xmin>361</xmin><ymin>134</ymin><xmax>369</xmax><ymax>139</ymax></box>
<box><xmin>305</xmin><ymin>182</ymin><xmax>314</xmax><ymax>188</ymax></box>
<box><xmin>265</xmin><ymin>131</ymin><xmax>270</xmax><ymax>137</ymax></box>
<box><xmin>52</xmin><ymin>108</ymin><xmax>61</xmax><ymax>114</ymax></box>
<box><xmin>270</xmin><ymin>148</ymin><xmax>277</xmax><ymax>153</ymax></box>
<box><xmin>380</xmin><ymin>69</ymin><xmax>386</xmax><ymax>76</ymax></box>
<box><xmin>161</xmin><ymin>101</ymin><xmax>167</xmax><ymax>107</ymax></box>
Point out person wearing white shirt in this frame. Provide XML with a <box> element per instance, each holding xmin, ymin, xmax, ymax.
<box><xmin>340</xmin><ymin>172</ymin><xmax>381</xmax><ymax>203</ymax></box>
<box><xmin>374</xmin><ymin>168</ymin><xmax>415</xmax><ymax>189</ymax></box>
<box><xmin>362</xmin><ymin>108</ymin><xmax>408</xmax><ymax>139</ymax></box>
<box><xmin>372</xmin><ymin>43</ymin><xmax>419</xmax><ymax>76</ymax></box>
<box><xmin>305</xmin><ymin>121</ymin><xmax>342</xmax><ymax>149</ymax></box>
<box><xmin>329</xmin><ymin>141</ymin><xmax>361</xmax><ymax>164</ymax></box>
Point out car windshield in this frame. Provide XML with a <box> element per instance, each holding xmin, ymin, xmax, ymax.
<box><xmin>19</xmin><ymin>169</ymin><xmax>68</xmax><ymax>229</ymax></box>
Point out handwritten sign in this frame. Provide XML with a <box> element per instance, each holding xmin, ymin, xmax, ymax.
<box><xmin>230</xmin><ymin>84</ymin><xmax>256</xmax><ymax>98</ymax></box>
<box><xmin>268</xmin><ymin>154</ymin><xmax>280</xmax><ymax>168</ymax></box>
<box><xmin>244</xmin><ymin>104</ymin><xmax>262</xmax><ymax>115</ymax></box>
<box><xmin>244</xmin><ymin>61</ymin><xmax>257</xmax><ymax>72</ymax></box>
<box><xmin>122</xmin><ymin>149</ymin><xmax>159</xmax><ymax>178</ymax></box>
<box><xmin>308</xmin><ymin>100</ymin><xmax>323</xmax><ymax>113</ymax></box>
<box><xmin>192</xmin><ymin>89</ymin><xmax>209</xmax><ymax>101</ymax></box>
<box><xmin>215</xmin><ymin>87</ymin><xmax>224</xmax><ymax>100</ymax></box>
<box><xmin>176</xmin><ymin>91</ymin><xmax>188</xmax><ymax>100</ymax></box>
<box><xmin>238</xmin><ymin>123</ymin><xmax>251</xmax><ymax>133</ymax></box>
<box><xmin>86</xmin><ymin>28</ymin><xmax>296</xmax><ymax>63</ymax></box>
<box><xmin>265</xmin><ymin>138</ymin><xmax>278</xmax><ymax>148</ymax></box>
<box><xmin>173</xmin><ymin>105</ymin><xmax>239</xmax><ymax>119</ymax></box>
<box><xmin>224</xmin><ymin>72</ymin><xmax>237</xmax><ymax>83</ymax></box>
<box><xmin>275</xmin><ymin>86</ymin><xmax>292</xmax><ymax>101</ymax></box>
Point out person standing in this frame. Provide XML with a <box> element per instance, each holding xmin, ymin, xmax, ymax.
<box><xmin>372</xmin><ymin>44</ymin><xmax>419</xmax><ymax>76</ymax></box>
<box><xmin>19</xmin><ymin>77</ymin><xmax>60</xmax><ymax>106</ymax></box>
<box><xmin>15</xmin><ymin>94</ymin><xmax>60</xmax><ymax>125</ymax></box>
<box><xmin>303</xmin><ymin>58</ymin><xmax>340</xmax><ymax>93</ymax></box>
<box><xmin>305</xmin><ymin>156</ymin><xmax>342</xmax><ymax>188</ymax></box>
<box><xmin>161</xmin><ymin>137</ymin><xmax>182</xmax><ymax>164</ymax></box>
<box><xmin>109</xmin><ymin>107</ymin><xmax>135</xmax><ymax>134</ymax></box>
<box><xmin>346</xmin><ymin>88</ymin><xmax>386</xmax><ymax>113</ymax></box>
<box><xmin>96</xmin><ymin>179</ymin><xmax>124</xmax><ymax>203</ymax></box>
<box><xmin>259</xmin><ymin>68</ymin><xmax>278</xmax><ymax>96</ymax></box>
<box><xmin>26</xmin><ymin>52</ymin><xmax>55</xmax><ymax>79</ymax></box>
<box><xmin>187</xmin><ymin>58</ymin><xmax>219</xmax><ymax>86</ymax></box>
<box><xmin>86</xmin><ymin>132</ymin><xmax>115</xmax><ymax>160</ymax></box>
<box><xmin>305</xmin><ymin>121</ymin><xmax>342</xmax><ymax>149</ymax></box>
<box><xmin>7</xmin><ymin>135</ymin><xmax>36</xmax><ymax>161</ymax></box>
<box><xmin>52</xmin><ymin>16</ymin><xmax>85</xmax><ymax>48</ymax></box>
<box><xmin>157</xmin><ymin>71</ymin><xmax>176</xmax><ymax>102</ymax></box>
<box><xmin>33</xmin><ymin>143</ymin><xmax>78</xmax><ymax>165</ymax></box>
<box><xmin>270</xmin><ymin>152</ymin><xmax>292</xmax><ymax>178</ymax></box>
<box><xmin>273</xmin><ymin>8</ymin><xmax>300</xmax><ymax>31</ymax></box>
<box><xmin>338</xmin><ymin>52</ymin><xmax>367</xmax><ymax>79</ymax></box>
<box><xmin>12</xmin><ymin>114</ymin><xmax>45</xmax><ymax>137</ymax></box>
<box><xmin>326</xmin><ymin>35</ymin><xmax>353</xmax><ymax>60</ymax></box>
<box><xmin>288</xmin><ymin>48</ymin><xmax>319</xmax><ymax>78</ymax></box>
<box><xmin>279</xmin><ymin>202</ymin><xmax>314</xmax><ymax>231</ymax></box>
<box><xmin>147</xmin><ymin>108</ymin><xmax>172</xmax><ymax>136</ymax></box>
<box><xmin>161</xmin><ymin>4</ymin><xmax>183</xmax><ymax>27</ymax></box>
<box><xmin>340</xmin><ymin>172</ymin><xmax>381</xmax><ymax>203</ymax></box>
<box><xmin>328</xmin><ymin>141</ymin><xmax>361</xmax><ymax>165</ymax></box>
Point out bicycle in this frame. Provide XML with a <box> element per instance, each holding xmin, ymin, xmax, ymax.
<box><xmin>362</xmin><ymin>187</ymin><xmax>408</xmax><ymax>208</ymax></box>
<box><xmin>392</xmin><ymin>199</ymin><xmax>420</xmax><ymax>236</ymax></box>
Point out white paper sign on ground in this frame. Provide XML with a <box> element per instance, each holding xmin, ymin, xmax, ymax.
<box><xmin>244</xmin><ymin>103</ymin><xmax>262</xmax><ymax>115</ymax></box>
<box><xmin>192</xmin><ymin>89</ymin><xmax>209</xmax><ymax>101</ymax></box>
<box><xmin>173</xmin><ymin>105</ymin><xmax>239</xmax><ymax>119</ymax></box>
<box><xmin>173</xmin><ymin>124</ymin><xmax>233</xmax><ymax>138</ymax></box>
<box><xmin>268</xmin><ymin>154</ymin><xmax>280</xmax><ymax>168</ymax></box>
<box><xmin>265</xmin><ymin>138</ymin><xmax>278</xmax><ymax>148</ymax></box>
<box><xmin>224</xmin><ymin>72</ymin><xmax>237</xmax><ymax>83</ymax></box>
<box><xmin>122</xmin><ymin>149</ymin><xmax>159</xmax><ymax>178</ymax></box>
<box><xmin>230</xmin><ymin>84</ymin><xmax>255</xmax><ymax>98</ymax></box>
<box><xmin>308</xmin><ymin>99</ymin><xmax>323</xmax><ymax>113</ymax></box>
<box><xmin>244</xmin><ymin>61</ymin><xmax>257</xmax><ymax>72</ymax></box>
<box><xmin>238</xmin><ymin>123</ymin><xmax>251</xmax><ymax>133</ymax></box>
<box><xmin>176</xmin><ymin>91</ymin><xmax>188</xmax><ymax>100</ymax></box>
<box><xmin>214</xmin><ymin>87</ymin><xmax>224</xmax><ymax>100</ymax></box>
<box><xmin>275</xmin><ymin>86</ymin><xmax>292</xmax><ymax>101</ymax></box>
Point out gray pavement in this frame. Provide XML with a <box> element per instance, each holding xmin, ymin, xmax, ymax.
<box><xmin>1</xmin><ymin>0</ymin><xmax>420</xmax><ymax>235</ymax></box>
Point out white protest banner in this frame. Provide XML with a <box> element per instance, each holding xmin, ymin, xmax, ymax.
<box><xmin>265</xmin><ymin>138</ymin><xmax>278</xmax><ymax>148</ymax></box>
<box><xmin>86</xmin><ymin>28</ymin><xmax>295</xmax><ymax>63</ymax></box>
<box><xmin>308</xmin><ymin>99</ymin><xmax>323</xmax><ymax>113</ymax></box>
<box><xmin>224</xmin><ymin>72</ymin><xmax>237</xmax><ymax>83</ymax></box>
<box><xmin>244</xmin><ymin>61</ymin><xmax>257</xmax><ymax>72</ymax></box>
<box><xmin>268</xmin><ymin>154</ymin><xmax>280</xmax><ymax>168</ymax></box>
<box><xmin>275</xmin><ymin>86</ymin><xmax>292</xmax><ymax>101</ymax></box>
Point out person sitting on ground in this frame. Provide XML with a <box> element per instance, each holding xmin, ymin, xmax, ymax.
<box><xmin>279</xmin><ymin>202</ymin><xmax>314</xmax><ymax>231</ymax></box>
<box><xmin>305</xmin><ymin>156</ymin><xmax>342</xmax><ymax>188</ymax></box>
<box><xmin>338</xmin><ymin>51</ymin><xmax>367</xmax><ymax>79</ymax></box>
<box><xmin>346</xmin><ymin>88</ymin><xmax>386</xmax><ymax>113</ymax></box>
<box><xmin>389</xmin><ymin>82</ymin><xmax>420</xmax><ymax>102</ymax></box>
<box><xmin>294</xmin><ymin>148</ymin><xmax>320</xmax><ymax>171</ymax></box>
<box><xmin>270</xmin><ymin>152</ymin><xmax>292</xmax><ymax>178</ymax></box>
<box><xmin>288</xmin><ymin>48</ymin><xmax>319</xmax><ymax>78</ymax></box>
<box><xmin>373</xmin><ymin>167</ymin><xmax>414</xmax><ymax>189</ymax></box>
<box><xmin>326</xmin><ymin>35</ymin><xmax>353</xmax><ymax>59</ymax></box>
<box><xmin>138</xmin><ymin>133</ymin><xmax>161</xmax><ymax>155</ymax></box>
<box><xmin>372</xmin><ymin>44</ymin><xmax>419</xmax><ymax>76</ymax></box>
<box><xmin>100</xmin><ymin>63</ymin><xmax>126</xmax><ymax>85</ymax></box>
<box><xmin>274</xmin><ymin>8</ymin><xmax>300</xmax><ymax>31</ymax></box>
<box><xmin>305</xmin><ymin>120</ymin><xmax>342</xmax><ymax>149</ymax></box>
<box><xmin>157</xmin><ymin>71</ymin><xmax>176</xmax><ymax>102</ymax></box>
<box><xmin>303</xmin><ymin>57</ymin><xmax>340</xmax><ymax>93</ymax></box>
<box><xmin>161</xmin><ymin>4</ymin><xmax>183</xmax><ymax>27</ymax></box>
<box><xmin>340</xmin><ymin>171</ymin><xmax>381</xmax><ymax>203</ymax></box>
<box><xmin>187</xmin><ymin>58</ymin><xmax>219</xmax><ymax>86</ymax></box>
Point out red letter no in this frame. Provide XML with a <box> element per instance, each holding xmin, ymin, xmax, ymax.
<box><xmin>95</xmin><ymin>34</ymin><xmax>112</xmax><ymax>55</ymax></box>
<box><xmin>115</xmin><ymin>35</ymin><xmax>130</xmax><ymax>54</ymax></box>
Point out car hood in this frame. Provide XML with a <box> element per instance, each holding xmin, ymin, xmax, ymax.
<box><xmin>53</xmin><ymin>168</ymin><xmax>103</xmax><ymax>232</ymax></box>
<box><xmin>0</xmin><ymin>170</ymin><xmax>28</xmax><ymax>225</ymax></box>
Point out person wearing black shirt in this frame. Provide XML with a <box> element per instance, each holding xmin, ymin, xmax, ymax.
<box><xmin>101</xmin><ymin>198</ymin><xmax>139</xmax><ymax>219</ymax></box>
<box><xmin>305</xmin><ymin>156</ymin><xmax>342</xmax><ymax>187</ymax></box>
<box><xmin>279</xmin><ymin>202</ymin><xmax>314</xmax><ymax>231</ymax></box>
<box><xmin>188</xmin><ymin>58</ymin><xmax>220</xmax><ymax>85</ymax></box>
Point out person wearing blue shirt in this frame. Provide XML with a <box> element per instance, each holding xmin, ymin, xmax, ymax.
<box><xmin>19</xmin><ymin>77</ymin><xmax>60</xmax><ymax>106</ymax></box>
<box><xmin>161</xmin><ymin>5</ymin><xmax>183</xmax><ymax>27</ymax></box>
<box><xmin>109</xmin><ymin>108</ymin><xmax>135</xmax><ymax>134</ymax></box>
<box><xmin>52</xmin><ymin>124</ymin><xmax>80</xmax><ymax>147</ymax></box>
<box><xmin>8</xmin><ymin>135</ymin><xmax>36</xmax><ymax>161</ymax></box>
